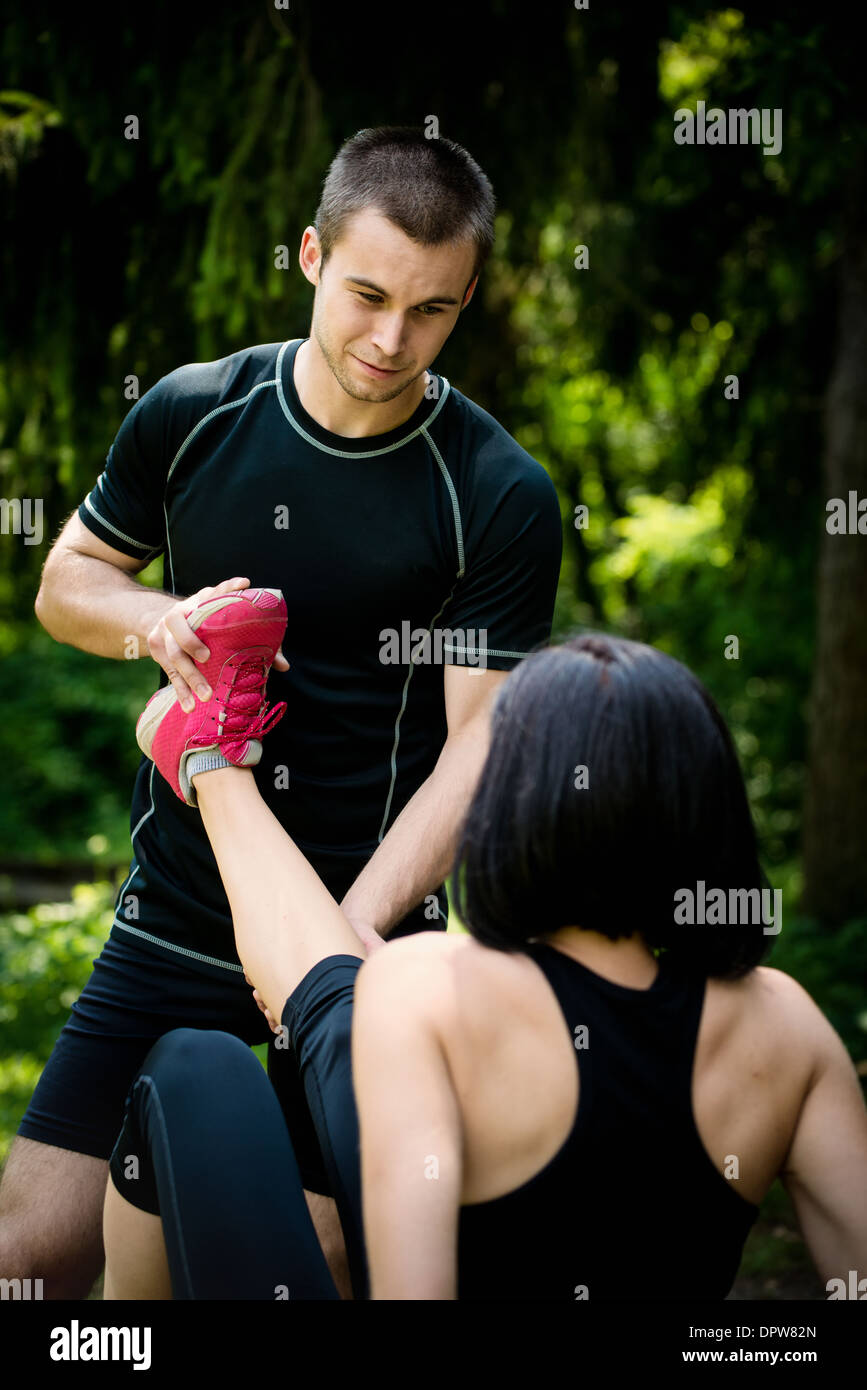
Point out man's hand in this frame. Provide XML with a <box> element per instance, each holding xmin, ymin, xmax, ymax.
<box><xmin>145</xmin><ymin>576</ymin><xmax>290</xmax><ymax>712</ymax></box>
<box><xmin>242</xmin><ymin>914</ymin><xmax>384</xmax><ymax>1038</ymax></box>
<box><xmin>248</xmin><ymin>978</ymin><xmax>282</xmax><ymax>1035</ymax></box>
<box><xmin>340</xmin><ymin>912</ymin><xmax>387</xmax><ymax>957</ymax></box>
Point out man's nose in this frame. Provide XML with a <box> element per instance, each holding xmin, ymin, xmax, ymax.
<box><xmin>369</xmin><ymin>313</ymin><xmax>406</xmax><ymax>359</ymax></box>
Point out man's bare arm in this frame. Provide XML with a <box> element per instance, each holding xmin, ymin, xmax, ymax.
<box><xmin>36</xmin><ymin>512</ymin><xmax>174</xmax><ymax>657</ymax></box>
<box><xmin>35</xmin><ymin>511</ymin><xmax>285</xmax><ymax>708</ymax></box>
<box><xmin>340</xmin><ymin>664</ymin><xmax>508</xmax><ymax>938</ymax></box>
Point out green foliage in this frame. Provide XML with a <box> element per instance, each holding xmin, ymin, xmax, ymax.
<box><xmin>0</xmin><ymin>880</ymin><xmax>270</xmax><ymax>1166</ymax></box>
<box><xmin>736</xmin><ymin>1179</ymin><xmax>823</xmax><ymax>1298</ymax></box>
<box><xmin>0</xmin><ymin>625</ymin><xmax>156</xmax><ymax>861</ymax></box>
<box><xmin>0</xmin><ymin>89</ymin><xmax>63</xmax><ymax>178</ymax></box>
<box><xmin>0</xmin><ymin>882</ymin><xmax>113</xmax><ymax>1163</ymax></box>
<box><xmin>0</xmin><ymin>883</ymin><xmax>113</xmax><ymax>1053</ymax></box>
<box><xmin>477</xmin><ymin>3</ymin><xmax>856</xmax><ymax>875</ymax></box>
<box><xmin>768</xmin><ymin>913</ymin><xmax>867</xmax><ymax>1068</ymax></box>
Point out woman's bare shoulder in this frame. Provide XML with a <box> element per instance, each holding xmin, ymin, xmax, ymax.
<box><xmin>739</xmin><ymin>964</ymin><xmax>820</xmax><ymax>1009</ymax></box>
<box><xmin>709</xmin><ymin>964</ymin><xmax>836</xmax><ymax>1055</ymax></box>
<box><xmin>356</xmin><ymin>929</ymin><xmax>521</xmax><ymax>1013</ymax></box>
<box><xmin>355</xmin><ymin>929</ymin><xmax>472</xmax><ymax>995</ymax></box>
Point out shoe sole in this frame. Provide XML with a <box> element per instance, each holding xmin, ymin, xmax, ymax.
<box><xmin>136</xmin><ymin>685</ymin><xmax>177</xmax><ymax>760</ymax></box>
<box><xmin>136</xmin><ymin>588</ymin><xmax>285</xmax><ymax>760</ymax></box>
<box><xmin>187</xmin><ymin>587</ymin><xmax>284</xmax><ymax>629</ymax></box>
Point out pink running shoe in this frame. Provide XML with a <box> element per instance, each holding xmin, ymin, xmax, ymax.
<box><xmin>136</xmin><ymin>587</ymin><xmax>288</xmax><ymax>806</ymax></box>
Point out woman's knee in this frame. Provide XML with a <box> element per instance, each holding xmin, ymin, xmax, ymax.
<box><xmin>127</xmin><ymin>1029</ymin><xmax>265</xmax><ymax>1160</ymax></box>
<box><xmin>140</xmin><ymin>1027</ymin><xmax>250</xmax><ymax>1083</ymax></box>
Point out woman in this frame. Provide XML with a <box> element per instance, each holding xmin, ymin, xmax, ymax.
<box><xmin>102</xmin><ymin>589</ymin><xmax>867</xmax><ymax>1299</ymax></box>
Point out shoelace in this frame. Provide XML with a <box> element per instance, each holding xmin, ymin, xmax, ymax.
<box><xmin>210</xmin><ymin>658</ymin><xmax>287</xmax><ymax>755</ymax></box>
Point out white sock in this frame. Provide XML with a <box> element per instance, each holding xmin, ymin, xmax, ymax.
<box><xmin>186</xmin><ymin>750</ymin><xmax>232</xmax><ymax>782</ymax></box>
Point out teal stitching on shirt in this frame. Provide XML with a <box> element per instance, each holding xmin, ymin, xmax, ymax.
<box><xmin>112</xmin><ymin>921</ymin><xmax>246</xmax><ymax>973</ymax></box>
<box><xmin>155</xmin><ymin>342</ymin><xmax>472</xmax><ymax>871</ymax></box>
<box><xmin>83</xmin><ymin>495</ymin><xmax>162</xmax><ymax>554</ymax></box>
<box><xmin>443</xmin><ymin>643</ymin><xmax>530</xmax><ymax>658</ymax></box>
<box><xmin>375</xmin><ymin>425</ymin><xmax>469</xmax><ymax>841</ymax></box>
<box><xmin>162</xmin><ymin>376</ymin><xmax>278</xmax><ymax>592</ymax></box>
<box><xmin>111</xmin><ymin>761</ymin><xmax>156</xmax><ymax>918</ymax></box>
<box><xmin>274</xmin><ymin>339</ymin><xmax>452</xmax><ymax>459</ymax></box>
<box><xmin>376</xmin><ymin>581</ymin><xmax>460</xmax><ymax>844</ymax></box>
<box><xmin>419</xmin><ymin>426</ymin><xmax>465</xmax><ymax>575</ymax></box>
<box><xmin>112</xmin><ymin>762</ymin><xmax>244</xmax><ymax>975</ymax></box>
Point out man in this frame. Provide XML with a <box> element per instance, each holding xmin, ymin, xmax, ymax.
<box><xmin>0</xmin><ymin>125</ymin><xmax>562</xmax><ymax>1298</ymax></box>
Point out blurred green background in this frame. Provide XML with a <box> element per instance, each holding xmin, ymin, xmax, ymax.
<box><xmin>1</xmin><ymin>2</ymin><xmax>865</xmax><ymax>1299</ymax></box>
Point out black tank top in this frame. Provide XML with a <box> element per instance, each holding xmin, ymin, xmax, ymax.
<box><xmin>456</xmin><ymin>941</ymin><xmax>759</xmax><ymax>1300</ymax></box>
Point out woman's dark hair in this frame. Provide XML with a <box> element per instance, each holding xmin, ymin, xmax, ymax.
<box><xmin>314</xmin><ymin>125</ymin><xmax>496</xmax><ymax>288</ymax></box>
<box><xmin>451</xmin><ymin>633</ymin><xmax>774</xmax><ymax>979</ymax></box>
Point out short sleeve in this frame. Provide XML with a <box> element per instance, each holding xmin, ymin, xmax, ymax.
<box><xmin>442</xmin><ymin>460</ymin><xmax>563</xmax><ymax>672</ymax></box>
<box><xmin>77</xmin><ymin>379</ymin><xmax>173</xmax><ymax>562</ymax></box>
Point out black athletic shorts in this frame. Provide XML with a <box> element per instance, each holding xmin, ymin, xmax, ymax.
<box><xmin>16</xmin><ymin>885</ymin><xmax>445</xmax><ymax>1197</ymax></box>
<box><xmin>107</xmin><ymin>955</ymin><xmax>366</xmax><ymax>1297</ymax></box>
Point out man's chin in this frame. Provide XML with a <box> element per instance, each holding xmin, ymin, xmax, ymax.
<box><xmin>342</xmin><ymin>359</ymin><xmax>419</xmax><ymax>402</ymax></box>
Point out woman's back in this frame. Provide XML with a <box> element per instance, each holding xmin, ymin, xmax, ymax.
<box><xmin>418</xmin><ymin>930</ymin><xmax>823</xmax><ymax>1299</ymax></box>
<box><xmin>355</xmin><ymin>634</ymin><xmax>867</xmax><ymax>1299</ymax></box>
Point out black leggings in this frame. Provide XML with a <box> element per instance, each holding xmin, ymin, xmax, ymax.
<box><xmin>109</xmin><ymin>955</ymin><xmax>366</xmax><ymax>1300</ymax></box>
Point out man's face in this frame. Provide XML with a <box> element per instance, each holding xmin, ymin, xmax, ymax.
<box><xmin>301</xmin><ymin>207</ymin><xmax>478</xmax><ymax>404</ymax></box>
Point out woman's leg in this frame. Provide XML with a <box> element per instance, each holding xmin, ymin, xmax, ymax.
<box><xmin>103</xmin><ymin>1192</ymin><xmax>173</xmax><ymax>1300</ymax></box>
<box><xmin>102</xmin><ymin>1028</ymin><xmax>340</xmax><ymax>1300</ymax></box>
<box><xmin>192</xmin><ymin>764</ymin><xmax>368</xmax><ymax>1021</ymax></box>
<box><xmin>191</xmin><ymin>764</ymin><xmax>374</xmax><ymax>1296</ymax></box>
<box><xmin>279</xmin><ymin>956</ymin><xmax>368</xmax><ymax>1298</ymax></box>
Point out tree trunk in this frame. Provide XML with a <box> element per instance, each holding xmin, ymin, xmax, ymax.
<box><xmin>802</xmin><ymin>157</ymin><xmax>867</xmax><ymax>924</ymax></box>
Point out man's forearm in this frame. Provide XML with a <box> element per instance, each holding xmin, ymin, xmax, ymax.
<box><xmin>36</xmin><ymin>547</ymin><xmax>174</xmax><ymax>660</ymax></box>
<box><xmin>340</xmin><ymin>715</ymin><xmax>490</xmax><ymax>937</ymax></box>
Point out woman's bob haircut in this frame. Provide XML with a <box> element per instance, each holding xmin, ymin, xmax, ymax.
<box><xmin>451</xmin><ymin>633</ymin><xmax>774</xmax><ymax>979</ymax></box>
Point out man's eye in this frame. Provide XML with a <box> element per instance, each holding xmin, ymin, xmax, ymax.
<box><xmin>355</xmin><ymin>291</ymin><xmax>443</xmax><ymax>315</ymax></box>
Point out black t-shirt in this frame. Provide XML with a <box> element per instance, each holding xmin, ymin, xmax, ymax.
<box><xmin>78</xmin><ymin>338</ymin><xmax>563</xmax><ymax>974</ymax></box>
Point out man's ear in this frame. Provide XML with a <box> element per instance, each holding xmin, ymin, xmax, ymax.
<box><xmin>298</xmin><ymin>225</ymin><xmax>322</xmax><ymax>287</ymax></box>
<box><xmin>461</xmin><ymin>274</ymin><xmax>479</xmax><ymax>310</ymax></box>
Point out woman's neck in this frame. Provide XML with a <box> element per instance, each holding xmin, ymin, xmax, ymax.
<box><xmin>540</xmin><ymin>924</ymin><xmax>659</xmax><ymax>989</ymax></box>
